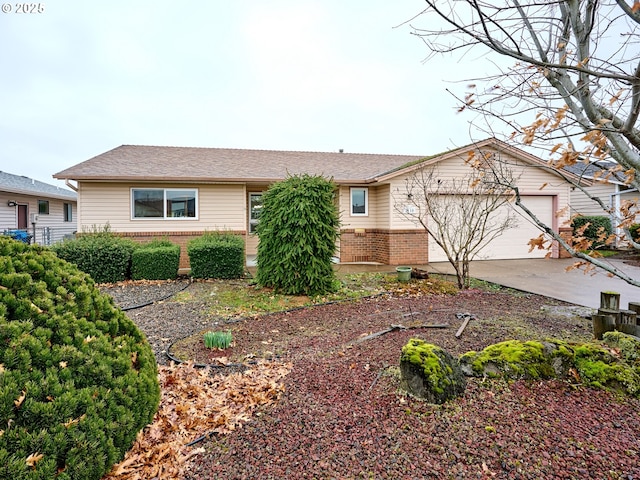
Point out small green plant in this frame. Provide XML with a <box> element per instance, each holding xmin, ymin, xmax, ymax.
<box><xmin>203</xmin><ymin>330</ymin><xmax>233</xmax><ymax>349</ymax></box>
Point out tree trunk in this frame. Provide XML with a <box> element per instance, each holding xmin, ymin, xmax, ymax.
<box><xmin>598</xmin><ymin>308</ymin><xmax>620</xmax><ymax>318</ymax></box>
<box><xmin>618</xmin><ymin>309</ymin><xmax>637</xmax><ymax>325</ymax></box>
<box><xmin>592</xmin><ymin>314</ymin><xmax>615</xmax><ymax>340</ymax></box>
<box><xmin>600</xmin><ymin>292</ymin><xmax>621</xmax><ymax>310</ymax></box>
<box><xmin>627</xmin><ymin>302</ymin><xmax>640</xmax><ymax>323</ymax></box>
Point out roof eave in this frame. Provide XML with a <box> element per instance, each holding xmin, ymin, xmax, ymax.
<box><xmin>1</xmin><ymin>185</ymin><xmax>77</xmax><ymax>200</ymax></box>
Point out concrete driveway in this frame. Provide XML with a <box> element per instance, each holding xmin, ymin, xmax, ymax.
<box><xmin>428</xmin><ymin>258</ymin><xmax>640</xmax><ymax>309</ymax></box>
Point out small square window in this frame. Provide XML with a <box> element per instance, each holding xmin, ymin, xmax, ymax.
<box><xmin>350</xmin><ymin>188</ymin><xmax>368</xmax><ymax>216</ymax></box>
<box><xmin>38</xmin><ymin>200</ymin><xmax>49</xmax><ymax>215</ymax></box>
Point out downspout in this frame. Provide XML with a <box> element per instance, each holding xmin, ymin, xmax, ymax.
<box><xmin>610</xmin><ymin>186</ymin><xmax>639</xmax><ymax>247</ymax></box>
<box><xmin>64</xmin><ymin>179</ymin><xmax>78</xmax><ymax>192</ymax></box>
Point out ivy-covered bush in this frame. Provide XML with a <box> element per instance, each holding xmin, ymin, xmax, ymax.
<box><xmin>131</xmin><ymin>239</ymin><xmax>180</xmax><ymax>280</ymax></box>
<box><xmin>51</xmin><ymin>230</ymin><xmax>136</xmax><ymax>283</ymax></box>
<box><xmin>0</xmin><ymin>237</ymin><xmax>160</xmax><ymax>480</ymax></box>
<box><xmin>571</xmin><ymin>215</ymin><xmax>613</xmax><ymax>248</ymax></box>
<box><xmin>187</xmin><ymin>233</ymin><xmax>244</xmax><ymax>279</ymax></box>
<box><xmin>628</xmin><ymin>223</ymin><xmax>640</xmax><ymax>242</ymax></box>
<box><xmin>256</xmin><ymin>174</ymin><xmax>340</xmax><ymax>295</ymax></box>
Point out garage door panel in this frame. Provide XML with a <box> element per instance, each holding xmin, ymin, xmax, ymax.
<box><xmin>428</xmin><ymin>195</ymin><xmax>553</xmax><ymax>262</ymax></box>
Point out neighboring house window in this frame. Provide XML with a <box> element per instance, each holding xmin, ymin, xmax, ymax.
<box><xmin>249</xmin><ymin>193</ymin><xmax>262</xmax><ymax>234</ymax></box>
<box><xmin>63</xmin><ymin>203</ymin><xmax>73</xmax><ymax>222</ymax></box>
<box><xmin>38</xmin><ymin>200</ymin><xmax>49</xmax><ymax>215</ymax></box>
<box><xmin>350</xmin><ymin>187</ymin><xmax>368</xmax><ymax>216</ymax></box>
<box><xmin>132</xmin><ymin>188</ymin><xmax>197</xmax><ymax>219</ymax></box>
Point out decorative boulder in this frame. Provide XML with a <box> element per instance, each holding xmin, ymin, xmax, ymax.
<box><xmin>460</xmin><ymin>338</ymin><xmax>640</xmax><ymax>398</ymax></box>
<box><xmin>400</xmin><ymin>339</ymin><xmax>466</xmax><ymax>404</ymax></box>
<box><xmin>459</xmin><ymin>339</ymin><xmax>574</xmax><ymax>380</ymax></box>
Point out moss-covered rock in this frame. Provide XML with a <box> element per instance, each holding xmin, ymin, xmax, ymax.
<box><xmin>400</xmin><ymin>339</ymin><xmax>466</xmax><ymax>404</ymax></box>
<box><xmin>459</xmin><ymin>339</ymin><xmax>574</xmax><ymax>380</ymax></box>
<box><xmin>460</xmin><ymin>337</ymin><xmax>640</xmax><ymax>398</ymax></box>
<box><xmin>601</xmin><ymin>330</ymin><xmax>640</xmax><ymax>366</ymax></box>
<box><xmin>573</xmin><ymin>341</ymin><xmax>640</xmax><ymax>397</ymax></box>
<box><xmin>0</xmin><ymin>237</ymin><xmax>160</xmax><ymax>480</ymax></box>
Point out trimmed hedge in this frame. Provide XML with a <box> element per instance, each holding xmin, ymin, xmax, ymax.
<box><xmin>0</xmin><ymin>236</ymin><xmax>160</xmax><ymax>480</ymax></box>
<box><xmin>187</xmin><ymin>233</ymin><xmax>245</xmax><ymax>279</ymax></box>
<box><xmin>51</xmin><ymin>233</ymin><xmax>136</xmax><ymax>284</ymax></box>
<box><xmin>571</xmin><ymin>215</ymin><xmax>613</xmax><ymax>248</ymax></box>
<box><xmin>131</xmin><ymin>240</ymin><xmax>180</xmax><ymax>280</ymax></box>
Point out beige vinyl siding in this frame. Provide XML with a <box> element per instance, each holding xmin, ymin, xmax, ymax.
<box><xmin>387</xmin><ymin>153</ymin><xmax>571</xmax><ymax>230</ymax></box>
<box><xmin>77</xmin><ymin>182</ymin><xmax>246</xmax><ymax>233</ymax></box>
<box><xmin>1</xmin><ymin>193</ymin><xmax>76</xmax><ymax>244</ymax></box>
<box><xmin>569</xmin><ymin>183</ymin><xmax>613</xmax><ymax>217</ymax></box>
<box><xmin>339</xmin><ymin>185</ymin><xmax>379</xmax><ymax>229</ymax></box>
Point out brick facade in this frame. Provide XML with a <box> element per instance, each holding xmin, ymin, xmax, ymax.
<box><xmin>339</xmin><ymin>229</ymin><xmax>428</xmax><ymax>265</ymax></box>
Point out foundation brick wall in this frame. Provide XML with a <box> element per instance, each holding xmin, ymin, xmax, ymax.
<box><xmin>340</xmin><ymin>229</ymin><xmax>428</xmax><ymax>265</ymax></box>
<box><xmin>117</xmin><ymin>231</ymin><xmax>246</xmax><ymax>270</ymax></box>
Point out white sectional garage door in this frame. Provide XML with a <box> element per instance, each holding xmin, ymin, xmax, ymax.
<box><xmin>428</xmin><ymin>195</ymin><xmax>554</xmax><ymax>262</ymax></box>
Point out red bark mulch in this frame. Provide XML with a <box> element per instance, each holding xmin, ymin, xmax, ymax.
<box><xmin>178</xmin><ymin>292</ymin><xmax>640</xmax><ymax>480</ymax></box>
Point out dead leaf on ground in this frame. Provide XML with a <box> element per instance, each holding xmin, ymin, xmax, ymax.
<box><xmin>104</xmin><ymin>360</ymin><xmax>291</xmax><ymax>479</ymax></box>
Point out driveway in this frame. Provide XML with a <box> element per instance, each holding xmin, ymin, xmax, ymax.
<box><xmin>428</xmin><ymin>258</ymin><xmax>640</xmax><ymax>309</ymax></box>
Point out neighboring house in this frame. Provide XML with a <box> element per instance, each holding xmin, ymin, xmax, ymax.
<box><xmin>1</xmin><ymin>171</ymin><xmax>77</xmax><ymax>245</ymax></box>
<box><xmin>53</xmin><ymin>138</ymin><xmax>574</xmax><ymax>269</ymax></box>
<box><xmin>565</xmin><ymin>161</ymin><xmax>639</xmax><ymax>245</ymax></box>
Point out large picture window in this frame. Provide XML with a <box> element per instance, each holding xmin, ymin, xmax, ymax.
<box><xmin>350</xmin><ymin>187</ymin><xmax>368</xmax><ymax>216</ymax></box>
<box><xmin>249</xmin><ymin>192</ymin><xmax>263</xmax><ymax>234</ymax></box>
<box><xmin>132</xmin><ymin>188</ymin><xmax>197</xmax><ymax>219</ymax></box>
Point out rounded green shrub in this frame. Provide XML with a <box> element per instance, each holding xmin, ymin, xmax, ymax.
<box><xmin>256</xmin><ymin>174</ymin><xmax>340</xmax><ymax>295</ymax></box>
<box><xmin>51</xmin><ymin>231</ymin><xmax>136</xmax><ymax>284</ymax></box>
<box><xmin>0</xmin><ymin>237</ymin><xmax>160</xmax><ymax>479</ymax></box>
<box><xmin>187</xmin><ymin>233</ymin><xmax>245</xmax><ymax>279</ymax></box>
<box><xmin>131</xmin><ymin>239</ymin><xmax>180</xmax><ymax>280</ymax></box>
<box><xmin>571</xmin><ymin>215</ymin><xmax>613</xmax><ymax>248</ymax></box>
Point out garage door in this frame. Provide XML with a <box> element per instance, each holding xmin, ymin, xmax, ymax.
<box><xmin>428</xmin><ymin>195</ymin><xmax>554</xmax><ymax>262</ymax></box>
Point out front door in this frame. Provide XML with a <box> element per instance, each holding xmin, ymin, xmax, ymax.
<box><xmin>17</xmin><ymin>204</ymin><xmax>28</xmax><ymax>229</ymax></box>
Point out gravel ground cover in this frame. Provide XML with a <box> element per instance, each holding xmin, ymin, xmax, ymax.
<box><xmin>100</xmin><ymin>279</ymin><xmax>640</xmax><ymax>480</ymax></box>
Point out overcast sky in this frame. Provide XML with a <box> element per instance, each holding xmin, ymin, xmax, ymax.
<box><xmin>1</xmin><ymin>1</ymin><xmax>501</xmax><ymax>188</ymax></box>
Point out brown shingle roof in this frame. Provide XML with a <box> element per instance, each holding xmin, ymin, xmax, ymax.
<box><xmin>53</xmin><ymin>145</ymin><xmax>427</xmax><ymax>184</ymax></box>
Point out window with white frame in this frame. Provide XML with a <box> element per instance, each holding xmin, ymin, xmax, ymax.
<box><xmin>132</xmin><ymin>188</ymin><xmax>197</xmax><ymax>219</ymax></box>
<box><xmin>350</xmin><ymin>187</ymin><xmax>368</xmax><ymax>216</ymax></box>
<box><xmin>249</xmin><ymin>192</ymin><xmax>263</xmax><ymax>234</ymax></box>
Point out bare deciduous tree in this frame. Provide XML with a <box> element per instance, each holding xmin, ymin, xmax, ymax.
<box><xmin>394</xmin><ymin>157</ymin><xmax>517</xmax><ymax>289</ymax></box>
<box><xmin>409</xmin><ymin>0</ymin><xmax>640</xmax><ymax>285</ymax></box>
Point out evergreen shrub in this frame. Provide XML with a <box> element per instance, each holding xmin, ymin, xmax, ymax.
<box><xmin>256</xmin><ymin>174</ymin><xmax>340</xmax><ymax>295</ymax></box>
<box><xmin>131</xmin><ymin>239</ymin><xmax>180</xmax><ymax>280</ymax></box>
<box><xmin>571</xmin><ymin>215</ymin><xmax>613</xmax><ymax>248</ymax></box>
<box><xmin>0</xmin><ymin>237</ymin><xmax>160</xmax><ymax>480</ymax></box>
<box><xmin>51</xmin><ymin>230</ymin><xmax>136</xmax><ymax>283</ymax></box>
<box><xmin>187</xmin><ymin>233</ymin><xmax>244</xmax><ymax>279</ymax></box>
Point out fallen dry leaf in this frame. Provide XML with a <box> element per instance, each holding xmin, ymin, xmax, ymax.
<box><xmin>26</xmin><ymin>452</ymin><xmax>44</xmax><ymax>468</ymax></box>
<box><xmin>104</xmin><ymin>360</ymin><xmax>291</xmax><ymax>479</ymax></box>
<box><xmin>14</xmin><ymin>390</ymin><xmax>26</xmax><ymax>409</ymax></box>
